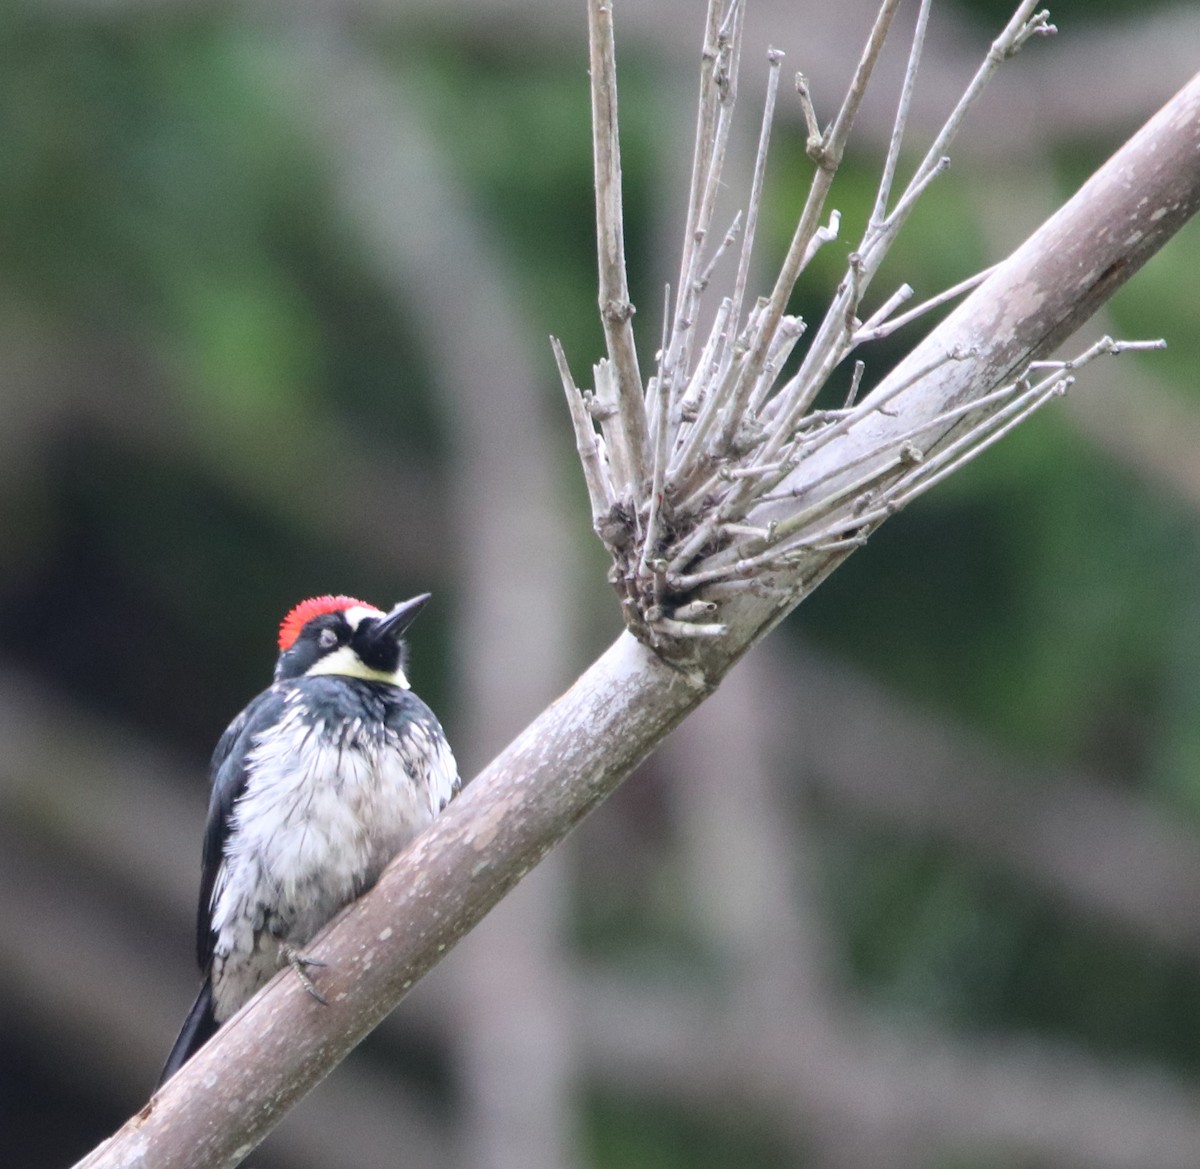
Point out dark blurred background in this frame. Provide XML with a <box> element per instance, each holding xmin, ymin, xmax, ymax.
<box><xmin>2</xmin><ymin>1</ymin><xmax>1199</xmax><ymax>1166</ymax></box>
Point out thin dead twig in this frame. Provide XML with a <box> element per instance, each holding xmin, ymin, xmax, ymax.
<box><xmin>588</xmin><ymin>0</ymin><xmax>648</xmax><ymax>498</ymax></box>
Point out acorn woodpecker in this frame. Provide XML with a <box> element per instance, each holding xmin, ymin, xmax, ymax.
<box><xmin>159</xmin><ymin>593</ymin><xmax>459</xmax><ymax>1085</ymax></box>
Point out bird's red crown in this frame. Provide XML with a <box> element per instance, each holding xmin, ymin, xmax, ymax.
<box><xmin>278</xmin><ymin>595</ymin><xmax>375</xmax><ymax>651</ymax></box>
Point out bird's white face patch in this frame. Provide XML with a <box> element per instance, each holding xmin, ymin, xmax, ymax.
<box><xmin>304</xmin><ymin>605</ymin><xmax>411</xmax><ymax>687</ymax></box>
<box><xmin>343</xmin><ymin>604</ymin><xmax>383</xmax><ymax>631</ymax></box>
<box><xmin>306</xmin><ymin>644</ymin><xmax>411</xmax><ymax>687</ymax></box>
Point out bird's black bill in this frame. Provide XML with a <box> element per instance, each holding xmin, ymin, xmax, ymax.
<box><xmin>372</xmin><ymin>593</ymin><xmax>431</xmax><ymax>642</ymax></box>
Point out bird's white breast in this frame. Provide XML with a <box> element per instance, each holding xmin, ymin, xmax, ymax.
<box><xmin>207</xmin><ymin>694</ymin><xmax>455</xmax><ymax>1020</ymax></box>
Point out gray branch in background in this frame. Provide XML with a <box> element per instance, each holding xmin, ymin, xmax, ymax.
<box><xmin>771</xmin><ymin>646</ymin><xmax>1200</xmax><ymax>959</ymax></box>
<box><xmin>287</xmin><ymin>21</ymin><xmax>583</xmax><ymax>1169</ymax></box>
<box><xmin>575</xmin><ymin>965</ymin><xmax>1200</xmax><ymax>1169</ymax></box>
<box><xmin>651</xmin><ymin>648</ymin><xmax>1200</xmax><ymax>1169</ymax></box>
<box><xmin>51</xmin><ymin>0</ymin><xmax>1198</xmax><ymax>154</ymax></box>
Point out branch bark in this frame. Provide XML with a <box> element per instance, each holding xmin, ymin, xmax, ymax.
<box><xmin>74</xmin><ymin>64</ymin><xmax>1200</xmax><ymax>1169</ymax></box>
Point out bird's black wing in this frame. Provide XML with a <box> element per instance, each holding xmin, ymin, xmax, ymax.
<box><xmin>195</xmin><ymin>686</ymin><xmax>290</xmax><ymax>970</ymax></box>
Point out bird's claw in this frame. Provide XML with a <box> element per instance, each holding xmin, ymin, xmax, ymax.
<box><xmin>282</xmin><ymin>945</ymin><xmax>329</xmax><ymax>1006</ymax></box>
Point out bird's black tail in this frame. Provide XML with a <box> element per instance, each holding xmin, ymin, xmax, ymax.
<box><xmin>158</xmin><ymin>979</ymin><xmax>218</xmax><ymax>1088</ymax></box>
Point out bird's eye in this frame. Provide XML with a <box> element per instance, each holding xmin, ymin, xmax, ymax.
<box><xmin>318</xmin><ymin>628</ymin><xmax>339</xmax><ymax>650</ymax></box>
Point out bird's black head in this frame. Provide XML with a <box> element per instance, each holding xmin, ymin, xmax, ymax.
<box><xmin>274</xmin><ymin>593</ymin><xmax>431</xmax><ymax>685</ymax></box>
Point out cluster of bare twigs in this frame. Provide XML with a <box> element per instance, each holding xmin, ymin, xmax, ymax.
<box><xmin>554</xmin><ymin>0</ymin><xmax>1162</xmax><ymax>655</ymax></box>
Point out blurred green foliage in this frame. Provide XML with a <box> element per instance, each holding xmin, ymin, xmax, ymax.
<box><xmin>827</xmin><ymin>827</ymin><xmax>1200</xmax><ymax>1073</ymax></box>
<box><xmin>586</xmin><ymin>1090</ymin><xmax>797</xmax><ymax>1169</ymax></box>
